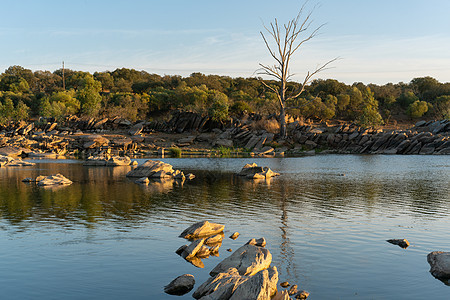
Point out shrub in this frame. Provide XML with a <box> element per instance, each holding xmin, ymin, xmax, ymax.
<box><xmin>407</xmin><ymin>100</ymin><xmax>429</xmax><ymax>118</ymax></box>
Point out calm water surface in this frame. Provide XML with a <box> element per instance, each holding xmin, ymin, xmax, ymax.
<box><xmin>0</xmin><ymin>155</ymin><xmax>449</xmax><ymax>299</ymax></box>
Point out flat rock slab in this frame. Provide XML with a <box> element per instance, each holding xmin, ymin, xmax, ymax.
<box><xmin>164</xmin><ymin>274</ymin><xmax>195</xmax><ymax>296</ymax></box>
<box><xmin>210</xmin><ymin>244</ymin><xmax>272</xmax><ymax>277</ymax></box>
<box><xmin>180</xmin><ymin>221</ymin><xmax>225</xmax><ymax>239</ymax></box>
<box><xmin>427</xmin><ymin>251</ymin><xmax>450</xmax><ymax>280</ymax></box>
<box><xmin>0</xmin><ymin>146</ymin><xmax>26</xmax><ymax>157</ymax></box>
<box><xmin>35</xmin><ymin>174</ymin><xmax>73</xmax><ymax>186</ymax></box>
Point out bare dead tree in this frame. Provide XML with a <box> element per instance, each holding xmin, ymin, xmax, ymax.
<box><xmin>258</xmin><ymin>3</ymin><xmax>338</xmax><ymax>138</ymax></box>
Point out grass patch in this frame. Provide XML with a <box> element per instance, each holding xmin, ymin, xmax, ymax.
<box><xmin>168</xmin><ymin>147</ymin><xmax>182</xmax><ymax>158</ymax></box>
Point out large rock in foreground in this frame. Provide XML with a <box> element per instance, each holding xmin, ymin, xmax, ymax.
<box><xmin>193</xmin><ymin>266</ymin><xmax>278</xmax><ymax>300</ymax></box>
<box><xmin>427</xmin><ymin>251</ymin><xmax>450</xmax><ymax>280</ymax></box>
<box><xmin>210</xmin><ymin>244</ymin><xmax>272</xmax><ymax>277</ymax></box>
<box><xmin>164</xmin><ymin>274</ymin><xmax>195</xmax><ymax>296</ymax></box>
<box><xmin>179</xmin><ymin>221</ymin><xmax>225</xmax><ymax>239</ymax></box>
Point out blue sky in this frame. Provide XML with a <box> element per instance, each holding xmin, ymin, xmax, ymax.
<box><xmin>1</xmin><ymin>0</ymin><xmax>449</xmax><ymax>84</ymax></box>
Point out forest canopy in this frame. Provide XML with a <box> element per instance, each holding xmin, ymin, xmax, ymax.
<box><xmin>0</xmin><ymin>65</ymin><xmax>449</xmax><ymax>127</ymax></box>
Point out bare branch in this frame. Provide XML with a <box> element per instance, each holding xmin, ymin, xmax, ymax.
<box><xmin>286</xmin><ymin>57</ymin><xmax>340</xmax><ymax>101</ymax></box>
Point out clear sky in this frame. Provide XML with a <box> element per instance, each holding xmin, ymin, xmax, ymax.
<box><xmin>1</xmin><ymin>0</ymin><xmax>449</xmax><ymax>85</ymax></box>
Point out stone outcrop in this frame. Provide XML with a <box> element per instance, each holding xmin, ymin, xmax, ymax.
<box><xmin>193</xmin><ymin>266</ymin><xmax>278</xmax><ymax>300</ymax></box>
<box><xmin>289</xmin><ymin>119</ymin><xmax>450</xmax><ymax>155</ymax></box>
<box><xmin>427</xmin><ymin>251</ymin><xmax>450</xmax><ymax>280</ymax></box>
<box><xmin>164</xmin><ymin>274</ymin><xmax>195</xmax><ymax>296</ymax></box>
<box><xmin>210</xmin><ymin>244</ymin><xmax>272</xmax><ymax>277</ymax></box>
<box><xmin>237</xmin><ymin>163</ymin><xmax>280</xmax><ymax>179</ymax></box>
<box><xmin>0</xmin><ymin>114</ymin><xmax>447</xmax><ymax>159</ymax></box>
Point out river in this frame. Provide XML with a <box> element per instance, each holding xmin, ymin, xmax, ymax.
<box><xmin>0</xmin><ymin>155</ymin><xmax>449</xmax><ymax>299</ymax></box>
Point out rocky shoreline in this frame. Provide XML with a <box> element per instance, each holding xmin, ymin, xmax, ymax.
<box><xmin>0</xmin><ymin>113</ymin><xmax>448</xmax><ymax>159</ymax></box>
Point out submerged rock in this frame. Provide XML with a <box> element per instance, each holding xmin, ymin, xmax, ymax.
<box><xmin>427</xmin><ymin>251</ymin><xmax>450</xmax><ymax>280</ymax></box>
<box><xmin>164</xmin><ymin>274</ymin><xmax>195</xmax><ymax>296</ymax></box>
<box><xmin>23</xmin><ymin>174</ymin><xmax>73</xmax><ymax>186</ymax></box>
<box><xmin>179</xmin><ymin>221</ymin><xmax>225</xmax><ymax>239</ymax></box>
<box><xmin>295</xmin><ymin>290</ymin><xmax>310</xmax><ymax>299</ymax></box>
<box><xmin>229</xmin><ymin>232</ymin><xmax>240</xmax><ymax>240</ymax></box>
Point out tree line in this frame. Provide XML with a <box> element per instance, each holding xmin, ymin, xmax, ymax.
<box><xmin>0</xmin><ymin>65</ymin><xmax>449</xmax><ymax>127</ymax></box>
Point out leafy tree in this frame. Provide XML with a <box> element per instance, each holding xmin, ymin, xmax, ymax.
<box><xmin>410</xmin><ymin>76</ymin><xmax>440</xmax><ymax>100</ymax></box>
<box><xmin>397</xmin><ymin>91</ymin><xmax>419</xmax><ymax>108</ymax></box>
<box><xmin>208</xmin><ymin>91</ymin><xmax>229</xmax><ymax>121</ymax></box>
<box><xmin>40</xmin><ymin>90</ymin><xmax>80</xmax><ymax>119</ymax></box>
<box><xmin>407</xmin><ymin>100</ymin><xmax>429</xmax><ymax>118</ymax></box>
<box><xmin>75</xmin><ymin>74</ymin><xmax>102</xmax><ymax>116</ymax></box>
<box><xmin>230</xmin><ymin>100</ymin><xmax>253</xmax><ymax>116</ymax></box>
<box><xmin>433</xmin><ymin>95</ymin><xmax>450</xmax><ymax>119</ymax></box>
<box><xmin>357</xmin><ymin>88</ymin><xmax>383</xmax><ymax>127</ymax></box>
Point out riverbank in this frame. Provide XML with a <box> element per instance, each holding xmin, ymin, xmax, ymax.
<box><xmin>0</xmin><ymin>113</ymin><xmax>448</xmax><ymax>160</ymax></box>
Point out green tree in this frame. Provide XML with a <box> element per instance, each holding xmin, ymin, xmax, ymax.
<box><xmin>76</xmin><ymin>74</ymin><xmax>102</xmax><ymax>116</ymax></box>
<box><xmin>208</xmin><ymin>91</ymin><xmax>229</xmax><ymax>121</ymax></box>
<box><xmin>407</xmin><ymin>100</ymin><xmax>429</xmax><ymax>118</ymax></box>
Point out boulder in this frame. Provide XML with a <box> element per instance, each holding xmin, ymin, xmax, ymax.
<box><xmin>387</xmin><ymin>239</ymin><xmax>410</xmax><ymax>249</ymax></box>
<box><xmin>164</xmin><ymin>274</ymin><xmax>195</xmax><ymax>296</ymax></box>
<box><xmin>205</xmin><ymin>234</ymin><xmax>224</xmax><ymax>246</ymax></box>
<box><xmin>229</xmin><ymin>232</ymin><xmax>240</xmax><ymax>240</ymax></box>
<box><xmin>210</xmin><ymin>244</ymin><xmax>272</xmax><ymax>277</ymax></box>
<box><xmin>193</xmin><ymin>267</ymin><xmax>278</xmax><ymax>300</ymax></box>
<box><xmin>183</xmin><ymin>239</ymin><xmax>205</xmax><ymax>260</ymax></box>
<box><xmin>0</xmin><ymin>146</ymin><xmax>25</xmax><ymax>157</ymax></box>
<box><xmin>427</xmin><ymin>251</ymin><xmax>450</xmax><ymax>280</ymax></box>
<box><xmin>295</xmin><ymin>290</ymin><xmax>310</xmax><ymax>299</ymax></box>
<box><xmin>214</xmin><ymin>139</ymin><xmax>234</xmax><ymax>148</ymax></box>
<box><xmin>126</xmin><ymin>160</ymin><xmax>174</xmax><ymax>178</ymax></box>
<box><xmin>237</xmin><ymin>163</ymin><xmax>280</xmax><ymax>179</ymax></box>
<box><xmin>129</xmin><ymin>123</ymin><xmax>144</xmax><ymax>136</ymax></box>
<box><xmin>106</xmin><ymin>156</ymin><xmax>132</xmax><ymax>166</ymax></box>
<box><xmin>35</xmin><ymin>174</ymin><xmax>73</xmax><ymax>186</ymax></box>
<box><xmin>193</xmin><ymin>268</ymin><xmax>246</xmax><ymax>299</ymax></box>
<box><xmin>83</xmin><ymin>156</ymin><xmax>108</xmax><ymax>166</ymax></box>
<box><xmin>196</xmin><ymin>245</ymin><xmax>212</xmax><ymax>259</ymax></box>
<box><xmin>180</xmin><ymin>221</ymin><xmax>225</xmax><ymax>239</ymax></box>
<box><xmin>229</xmin><ymin>266</ymin><xmax>278</xmax><ymax>300</ymax></box>
<box><xmin>272</xmin><ymin>290</ymin><xmax>291</xmax><ymax>300</ymax></box>
<box><xmin>246</xmin><ymin>237</ymin><xmax>267</xmax><ymax>247</ymax></box>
